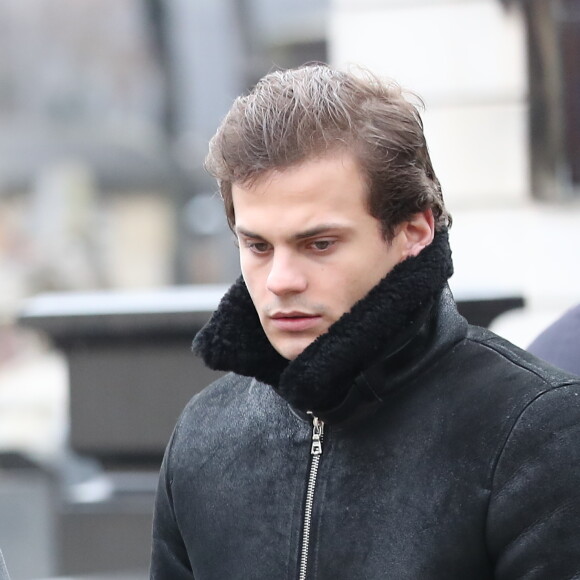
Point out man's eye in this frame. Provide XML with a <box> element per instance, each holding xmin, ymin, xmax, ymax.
<box><xmin>311</xmin><ymin>240</ymin><xmax>334</xmax><ymax>251</ymax></box>
<box><xmin>248</xmin><ymin>242</ymin><xmax>270</xmax><ymax>253</ymax></box>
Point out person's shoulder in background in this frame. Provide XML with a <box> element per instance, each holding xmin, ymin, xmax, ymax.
<box><xmin>528</xmin><ymin>304</ymin><xmax>580</xmax><ymax>376</ymax></box>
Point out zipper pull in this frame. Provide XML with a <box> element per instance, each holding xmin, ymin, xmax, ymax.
<box><xmin>310</xmin><ymin>416</ymin><xmax>324</xmax><ymax>456</ymax></box>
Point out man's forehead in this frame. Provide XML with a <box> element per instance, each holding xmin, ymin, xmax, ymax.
<box><xmin>233</xmin><ymin>150</ymin><xmax>361</xmax><ymax>189</ymax></box>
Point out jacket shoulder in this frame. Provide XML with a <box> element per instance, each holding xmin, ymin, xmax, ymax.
<box><xmin>465</xmin><ymin>324</ymin><xmax>580</xmax><ymax>390</ymax></box>
<box><xmin>176</xmin><ymin>372</ymin><xmax>255</xmax><ymax>428</ymax></box>
<box><xmin>169</xmin><ymin>371</ymin><xmax>287</xmax><ymax>452</ymax></box>
<box><xmin>186</xmin><ymin>371</ymin><xmax>253</xmax><ymax>407</ymax></box>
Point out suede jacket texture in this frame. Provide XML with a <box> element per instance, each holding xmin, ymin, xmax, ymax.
<box><xmin>150</xmin><ymin>232</ymin><xmax>580</xmax><ymax>579</ymax></box>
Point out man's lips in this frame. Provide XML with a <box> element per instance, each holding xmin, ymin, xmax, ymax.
<box><xmin>268</xmin><ymin>312</ymin><xmax>322</xmax><ymax>332</ymax></box>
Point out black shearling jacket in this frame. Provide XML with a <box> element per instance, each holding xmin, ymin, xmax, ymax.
<box><xmin>150</xmin><ymin>232</ymin><xmax>580</xmax><ymax>579</ymax></box>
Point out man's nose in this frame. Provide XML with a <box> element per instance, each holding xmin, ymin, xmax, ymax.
<box><xmin>266</xmin><ymin>250</ymin><xmax>308</xmax><ymax>296</ymax></box>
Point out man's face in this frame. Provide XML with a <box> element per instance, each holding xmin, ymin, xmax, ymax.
<box><xmin>232</xmin><ymin>152</ymin><xmax>430</xmax><ymax>360</ymax></box>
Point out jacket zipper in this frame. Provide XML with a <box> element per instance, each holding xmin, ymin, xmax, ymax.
<box><xmin>298</xmin><ymin>415</ymin><xmax>325</xmax><ymax>580</ymax></box>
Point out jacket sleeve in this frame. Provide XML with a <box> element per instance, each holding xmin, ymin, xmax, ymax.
<box><xmin>150</xmin><ymin>429</ymin><xmax>194</xmax><ymax>580</ymax></box>
<box><xmin>486</xmin><ymin>382</ymin><xmax>580</xmax><ymax>579</ymax></box>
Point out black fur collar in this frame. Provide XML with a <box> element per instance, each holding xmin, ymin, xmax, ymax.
<box><xmin>193</xmin><ymin>230</ymin><xmax>453</xmax><ymax>415</ymax></box>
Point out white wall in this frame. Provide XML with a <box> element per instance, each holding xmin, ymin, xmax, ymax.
<box><xmin>329</xmin><ymin>0</ymin><xmax>528</xmax><ymax>207</ymax></box>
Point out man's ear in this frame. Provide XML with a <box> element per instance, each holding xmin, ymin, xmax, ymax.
<box><xmin>399</xmin><ymin>210</ymin><xmax>435</xmax><ymax>258</ymax></box>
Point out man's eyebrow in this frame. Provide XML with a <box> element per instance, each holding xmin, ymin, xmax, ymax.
<box><xmin>235</xmin><ymin>227</ymin><xmax>265</xmax><ymax>239</ymax></box>
<box><xmin>292</xmin><ymin>224</ymin><xmax>349</xmax><ymax>240</ymax></box>
<box><xmin>235</xmin><ymin>223</ymin><xmax>349</xmax><ymax>241</ymax></box>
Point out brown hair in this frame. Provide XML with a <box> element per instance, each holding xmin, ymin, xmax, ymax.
<box><xmin>205</xmin><ymin>64</ymin><xmax>450</xmax><ymax>240</ymax></box>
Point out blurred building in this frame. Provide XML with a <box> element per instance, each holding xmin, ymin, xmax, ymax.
<box><xmin>0</xmin><ymin>0</ymin><xmax>173</xmax><ymax>321</ymax></box>
<box><xmin>0</xmin><ymin>0</ymin><xmax>330</xmax><ymax>321</ymax></box>
<box><xmin>0</xmin><ymin>1</ymin><xmax>329</xmax><ymax>578</ymax></box>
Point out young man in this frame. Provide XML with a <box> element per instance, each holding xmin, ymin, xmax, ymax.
<box><xmin>150</xmin><ymin>65</ymin><xmax>580</xmax><ymax>579</ymax></box>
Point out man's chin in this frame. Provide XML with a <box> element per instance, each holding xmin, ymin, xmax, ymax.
<box><xmin>269</xmin><ymin>335</ymin><xmax>316</xmax><ymax>361</ymax></box>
